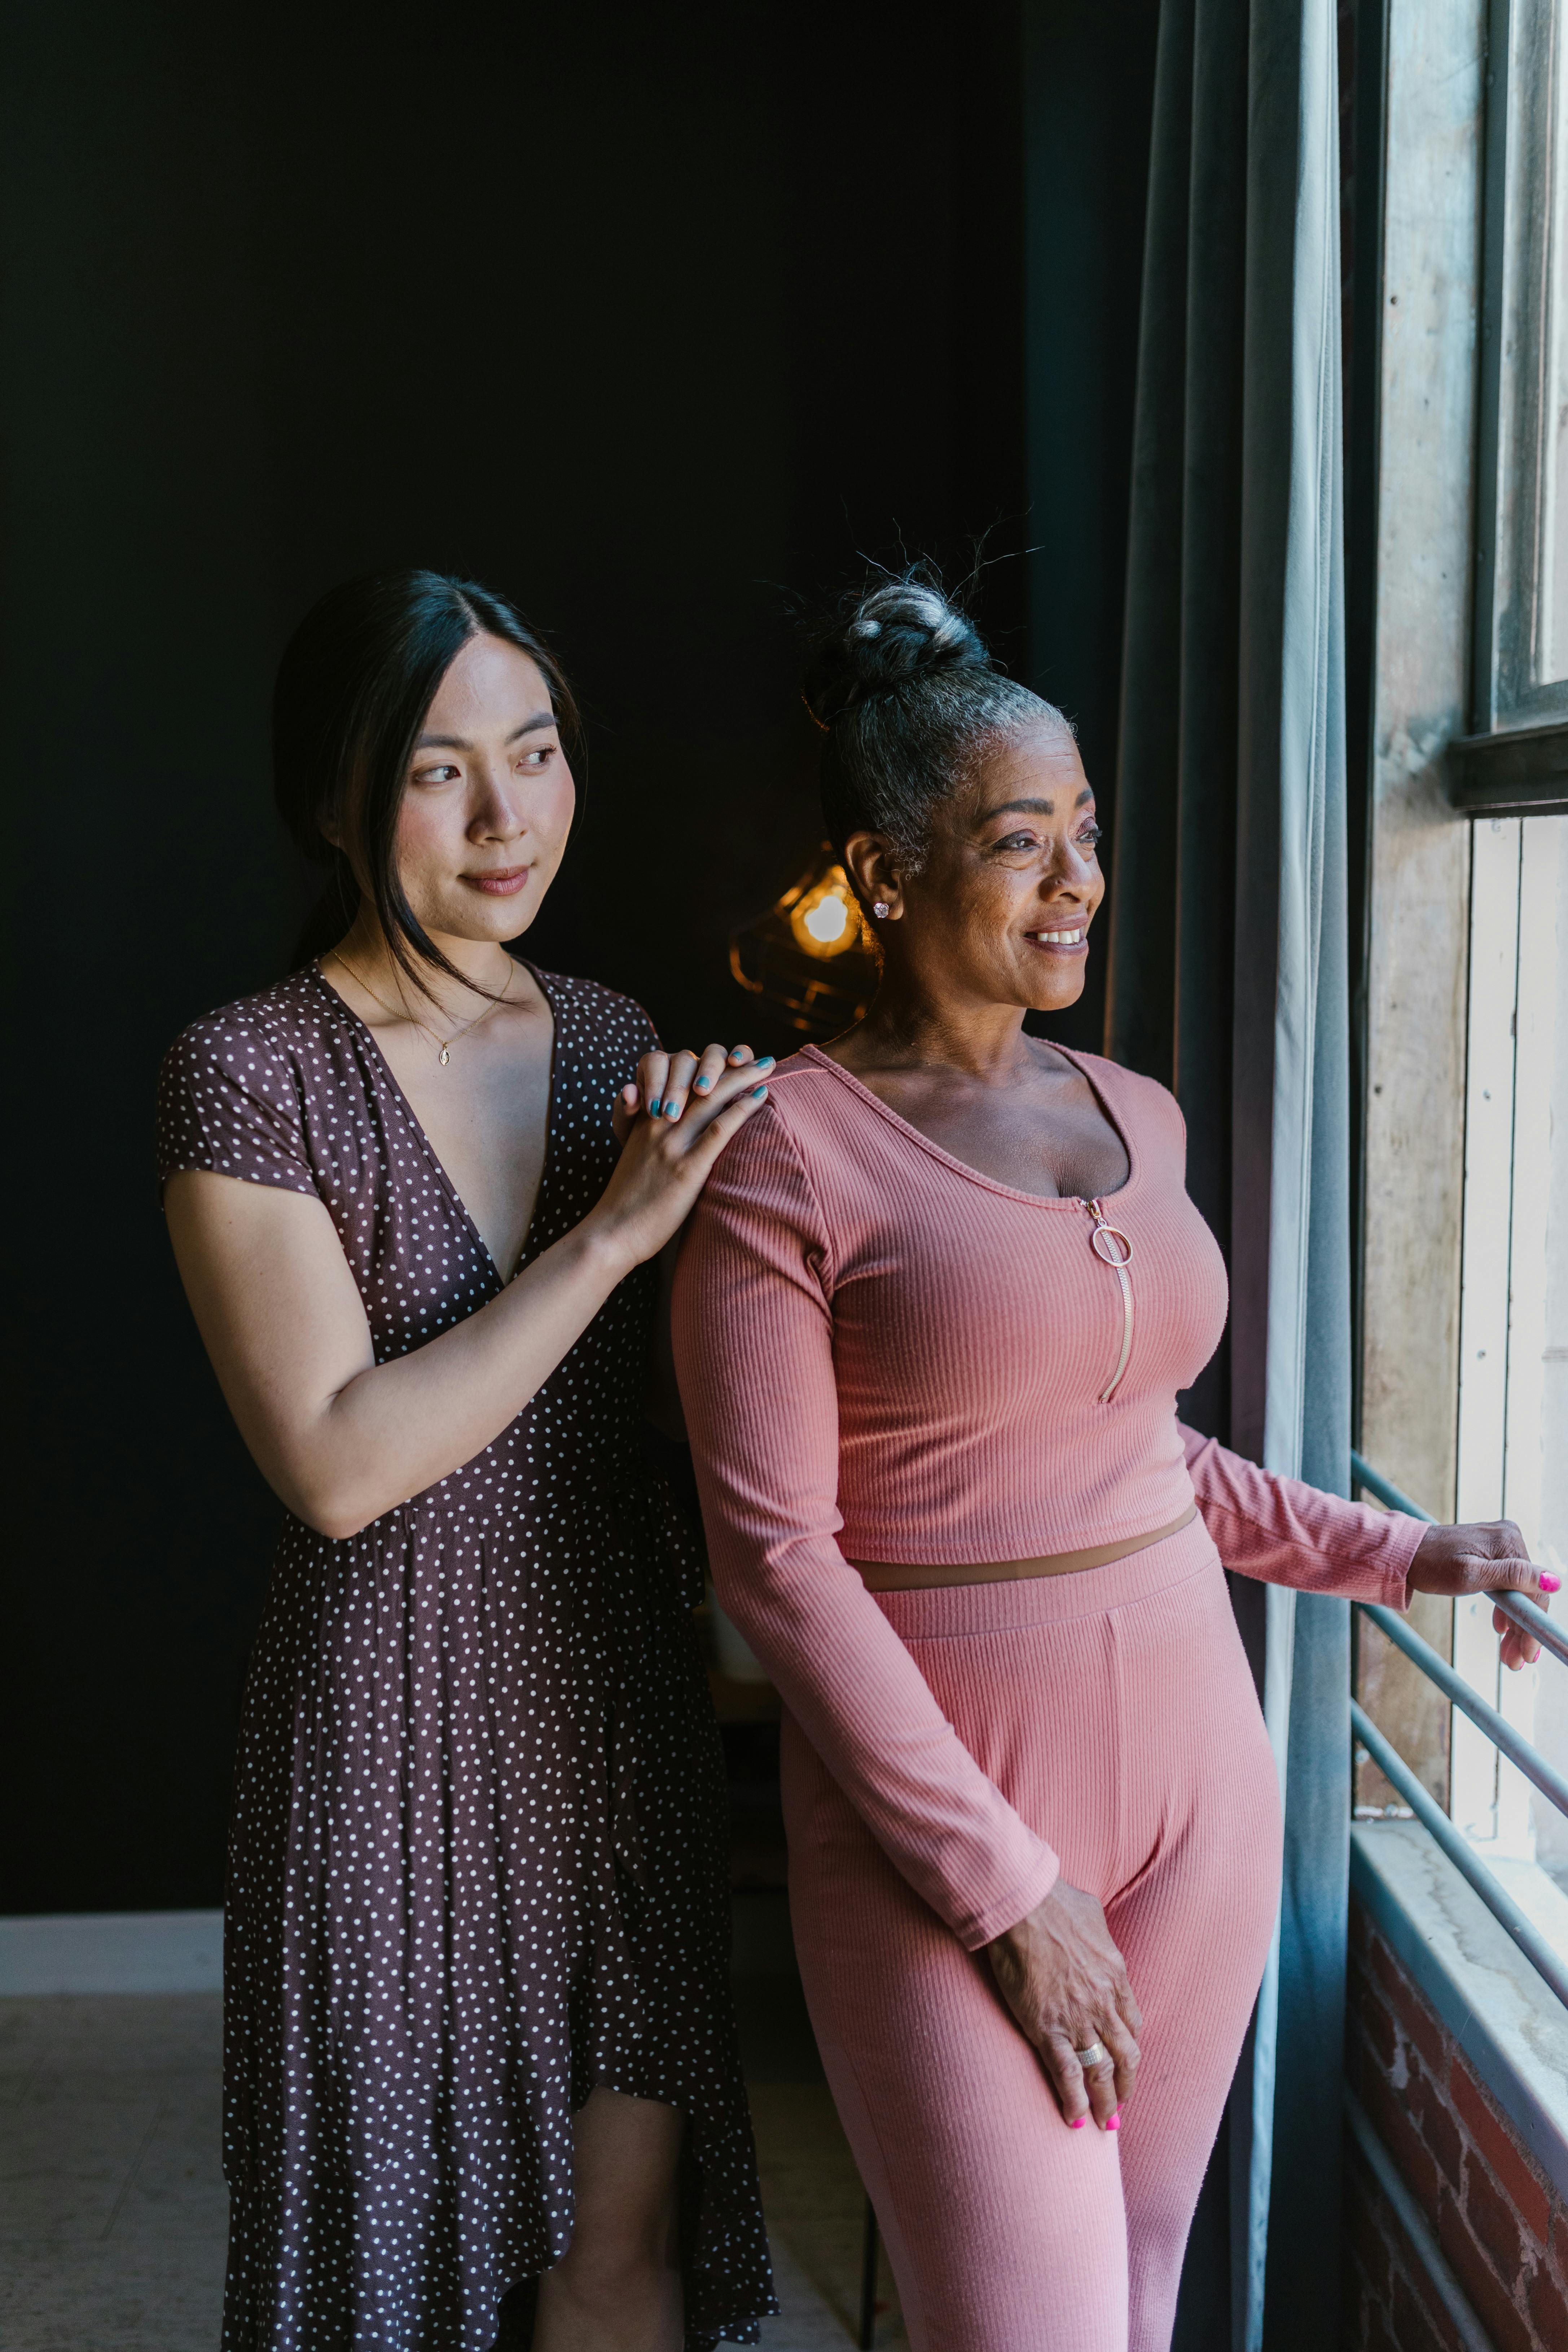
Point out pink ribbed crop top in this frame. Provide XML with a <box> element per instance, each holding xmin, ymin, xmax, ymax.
<box><xmin>672</xmin><ymin>1045</ymin><xmax>1425</xmax><ymax>1948</ymax></box>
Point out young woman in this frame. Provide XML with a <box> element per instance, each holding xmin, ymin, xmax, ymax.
<box><xmin>158</xmin><ymin>571</ymin><xmax>778</xmax><ymax>2352</ymax></box>
<box><xmin>671</xmin><ymin>576</ymin><xmax>1555</xmax><ymax>2352</ymax></box>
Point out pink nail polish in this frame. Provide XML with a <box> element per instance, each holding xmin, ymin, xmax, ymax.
<box><xmin>1541</xmin><ymin>1572</ymin><xmax>1561</xmax><ymax>1594</ymax></box>
<box><xmin>1070</xmin><ymin>2116</ymin><xmax>1087</xmax><ymax>2130</ymax></box>
<box><xmin>1107</xmin><ymin>2113</ymin><xmax>1121</xmax><ymax>2131</ymax></box>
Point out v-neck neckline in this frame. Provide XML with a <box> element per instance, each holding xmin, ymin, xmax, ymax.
<box><xmin>797</xmin><ymin>1039</ymin><xmax>1138</xmax><ymax>1209</ymax></box>
<box><xmin>311</xmin><ymin>957</ymin><xmax>560</xmax><ymax>1285</ymax></box>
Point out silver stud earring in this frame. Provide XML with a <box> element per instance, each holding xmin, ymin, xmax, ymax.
<box><xmin>873</xmin><ymin>901</ymin><xmax>890</xmax><ymax>919</ymax></box>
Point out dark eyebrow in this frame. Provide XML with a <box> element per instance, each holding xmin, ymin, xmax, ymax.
<box><xmin>414</xmin><ymin>710</ymin><xmax>558</xmax><ymax>751</ymax></box>
<box><xmin>977</xmin><ymin>788</ymin><xmax>1096</xmax><ymax>823</ymax></box>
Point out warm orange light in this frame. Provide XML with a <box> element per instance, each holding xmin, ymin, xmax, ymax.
<box><xmin>786</xmin><ymin>865</ymin><xmax>868</xmax><ymax>960</ymax></box>
<box><xmin>729</xmin><ymin>843</ymin><xmax>881</xmax><ymax>1034</ymax></box>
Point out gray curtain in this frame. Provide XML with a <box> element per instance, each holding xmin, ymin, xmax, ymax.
<box><xmin>1106</xmin><ymin>1</ymin><xmax>1352</xmax><ymax>2348</ymax></box>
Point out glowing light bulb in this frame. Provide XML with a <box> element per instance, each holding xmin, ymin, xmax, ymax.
<box><xmin>786</xmin><ymin>865</ymin><xmax>867</xmax><ymax>959</ymax></box>
<box><xmin>730</xmin><ymin>844</ymin><xmax>880</xmax><ymax>1026</ymax></box>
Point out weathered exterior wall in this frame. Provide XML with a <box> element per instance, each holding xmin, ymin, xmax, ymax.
<box><xmin>1356</xmin><ymin>0</ymin><xmax>1486</xmax><ymax>1807</ymax></box>
<box><xmin>1343</xmin><ymin>1900</ymin><xmax>1568</xmax><ymax>2349</ymax></box>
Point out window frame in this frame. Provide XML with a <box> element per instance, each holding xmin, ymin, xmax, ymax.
<box><xmin>1455</xmin><ymin>0</ymin><xmax>1568</xmax><ymax>813</ymax></box>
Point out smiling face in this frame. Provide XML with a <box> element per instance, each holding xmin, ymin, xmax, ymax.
<box><xmin>373</xmin><ymin>632</ymin><xmax>576</xmax><ymax>949</ymax></box>
<box><xmin>846</xmin><ymin>720</ymin><xmax>1105</xmax><ymax>1015</ymax></box>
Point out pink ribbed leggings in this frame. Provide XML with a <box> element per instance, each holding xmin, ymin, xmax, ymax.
<box><xmin>782</xmin><ymin>1520</ymin><xmax>1282</xmax><ymax>2352</ymax></box>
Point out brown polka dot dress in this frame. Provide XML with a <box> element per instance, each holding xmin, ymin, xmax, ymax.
<box><xmin>156</xmin><ymin>960</ymin><xmax>776</xmax><ymax>2352</ymax></box>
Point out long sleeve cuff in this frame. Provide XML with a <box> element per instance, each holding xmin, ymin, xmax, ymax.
<box><xmin>958</xmin><ymin>1848</ymin><xmax>1063</xmax><ymax>1951</ymax></box>
<box><xmin>1181</xmin><ymin>1426</ymin><xmax>1427</xmax><ymax>1610</ymax></box>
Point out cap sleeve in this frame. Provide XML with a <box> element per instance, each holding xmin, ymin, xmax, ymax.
<box><xmin>156</xmin><ymin>1014</ymin><xmax>320</xmax><ymax>1204</ymax></box>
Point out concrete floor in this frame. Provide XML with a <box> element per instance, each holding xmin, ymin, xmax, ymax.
<box><xmin>0</xmin><ymin>1975</ymin><xmax>905</xmax><ymax>2351</ymax></box>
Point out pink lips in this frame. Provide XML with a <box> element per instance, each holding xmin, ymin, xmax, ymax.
<box><xmin>462</xmin><ymin>866</ymin><xmax>531</xmax><ymax>898</ymax></box>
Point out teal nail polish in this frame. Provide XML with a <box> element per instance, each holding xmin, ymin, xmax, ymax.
<box><xmin>695</xmin><ymin>1076</ymin><xmax>712</xmax><ymax>1090</ymax></box>
<box><xmin>649</xmin><ymin>1099</ymin><xmax>661</xmax><ymax>1116</ymax></box>
<box><xmin>751</xmin><ymin>1084</ymin><xmax>768</xmax><ymax>1098</ymax></box>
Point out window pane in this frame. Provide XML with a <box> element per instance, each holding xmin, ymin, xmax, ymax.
<box><xmin>1544</xmin><ymin>33</ymin><xmax>1568</xmax><ymax>682</ymax></box>
<box><xmin>1482</xmin><ymin>0</ymin><xmax>1568</xmax><ymax>720</ymax></box>
<box><xmin>1455</xmin><ymin>816</ymin><xmax>1568</xmax><ymax>1935</ymax></box>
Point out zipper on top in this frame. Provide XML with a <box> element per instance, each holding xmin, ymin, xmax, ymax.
<box><xmin>1082</xmin><ymin>1197</ymin><xmax>1134</xmax><ymax>1402</ymax></box>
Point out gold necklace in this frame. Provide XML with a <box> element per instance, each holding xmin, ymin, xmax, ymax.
<box><xmin>333</xmin><ymin>951</ymin><xmax>518</xmax><ymax>1065</ymax></box>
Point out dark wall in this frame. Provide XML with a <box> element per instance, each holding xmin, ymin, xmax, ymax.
<box><xmin>1024</xmin><ymin>3</ymin><xmax>1161</xmax><ymax>1053</ymax></box>
<box><xmin>4</xmin><ymin>0</ymin><xmax>1157</xmax><ymax>1912</ymax></box>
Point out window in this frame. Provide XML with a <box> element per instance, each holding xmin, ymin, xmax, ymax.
<box><xmin>1449</xmin><ymin>4</ymin><xmax>1568</xmax><ymax>1936</ymax></box>
<box><xmin>1455</xmin><ymin>0</ymin><xmax>1568</xmax><ymax>809</ymax></box>
<box><xmin>1454</xmin><ymin>812</ymin><xmax>1568</xmax><ymax>1929</ymax></box>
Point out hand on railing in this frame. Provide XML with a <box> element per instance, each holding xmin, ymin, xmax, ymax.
<box><xmin>1406</xmin><ymin>1521</ymin><xmax>1560</xmax><ymax>1672</ymax></box>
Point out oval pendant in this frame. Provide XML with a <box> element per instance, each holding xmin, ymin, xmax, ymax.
<box><xmin>438</xmin><ymin>1046</ymin><xmax>451</xmax><ymax>1066</ymax></box>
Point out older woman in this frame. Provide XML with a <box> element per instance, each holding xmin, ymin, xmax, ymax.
<box><xmin>671</xmin><ymin>575</ymin><xmax>1554</xmax><ymax>2352</ymax></box>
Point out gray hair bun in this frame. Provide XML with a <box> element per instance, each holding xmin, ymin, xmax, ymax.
<box><xmin>801</xmin><ymin>564</ymin><xmax>1060</xmax><ymax>874</ymax></box>
<box><xmin>803</xmin><ymin>575</ymin><xmax>991</xmax><ymax>729</ymax></box>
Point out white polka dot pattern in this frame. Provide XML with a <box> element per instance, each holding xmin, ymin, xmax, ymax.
<box><xmin>156</xmin><ymin>962</ymin><xmax>776</xmax><ymax>2352</ymax></box>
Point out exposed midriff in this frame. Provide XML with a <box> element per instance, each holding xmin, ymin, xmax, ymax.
<box><xmin>848</xmin><ymin>1504</ymin><xmax>1197</xmax><ymax>1591</ymax></box>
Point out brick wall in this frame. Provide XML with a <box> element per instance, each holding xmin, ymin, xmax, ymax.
<box><xmin>1343</xmin><ymin>1898</ymin><xmax>1568</xmax><ymax>2349</ymax></box>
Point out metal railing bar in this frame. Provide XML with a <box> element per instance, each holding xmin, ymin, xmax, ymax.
<box><xmin>1494</xmin><ymin>1589</ymin><xmax>1568</xmax><ymax>1667</ymax></box>
<box><xmin>1350</xmin><ymin>1702</ymin><xmax>1568</xmax><ymax>2008</ymax></box>
<box><xmin>1350</xmin><ymin>1449</ymin><xmax>1568</xmax><ymax>1665</ymax></box>
<box><xmin>1343</xmin><ymin>2089</ymin><xmax>1496</xmax><ymax>2352</ymax></box>
<box><xmin>1360</xmin><ymin>1603</ymin><xmax>1568</xmax><ymax>1819</ymax></box>
<box><xmin>1350</xmin><ymin>1449</ymin><xmax>1435</xmax><ymax>1522</ymax></box>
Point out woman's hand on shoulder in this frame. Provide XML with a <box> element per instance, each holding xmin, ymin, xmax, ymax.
<box><xmin>1406</xmin><ymin>1522</ymin><xmax>1559</xmax><ymax>1672</ymax></box>
<box><xmin>987</xmin><ymin>1880</ymin><xmax>1142</xmax><ymax>2132</ymax></box>
<box><xmin>589</xmin><ymin>1042</ymin><xmax>774</xmax><ymax>1274</ymax></box>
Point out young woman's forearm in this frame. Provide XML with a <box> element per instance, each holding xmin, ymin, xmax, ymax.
<box><xmin>282</xmin><ymin>1215</ymin><xmax>633</xmax><ymax>1537</ymax></box>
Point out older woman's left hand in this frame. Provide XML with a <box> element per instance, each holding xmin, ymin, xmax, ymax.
<box><xmin>1406</xmin><ymin>1522</ymin><xmax>1559</xmax><ymax>1672</ymax></box>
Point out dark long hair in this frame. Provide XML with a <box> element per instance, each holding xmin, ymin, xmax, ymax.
<box><xmin>274</xmin><ymin>569</ymin><xmax>580</xmax><ymax>993</ymax></box>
